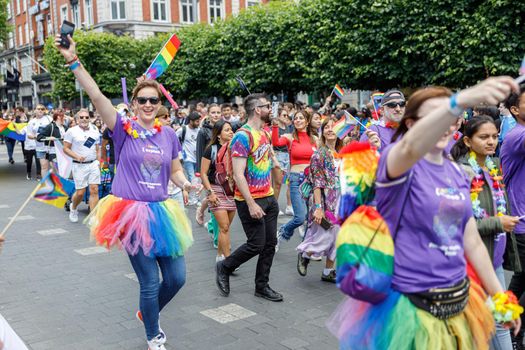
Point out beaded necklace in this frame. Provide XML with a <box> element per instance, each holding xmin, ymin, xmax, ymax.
<box><xmin>121</xmin><ymin>113</ymin><xmax>162</xmax><ymax>139</ymax></box>
<box><xmin>468</xmin><ymin>151</ymin><xmax>507</xmax><ymax>219</ymax></box>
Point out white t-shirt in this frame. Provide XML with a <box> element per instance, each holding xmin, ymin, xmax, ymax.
<box><xmin>176</xmin><ymin>126</ymin><xmax>199</xmax><ymax>163</ymax></box>
<box><xmin>63</xmin><ymin>124</ymin><xmax>100</xmax><ymax>161</ymax></box>
<box><xmin>27</xmin><ymin>115</ymin><xmax>51</xmax><ymax>152</ymax></box>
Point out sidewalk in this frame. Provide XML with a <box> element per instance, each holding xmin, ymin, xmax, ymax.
<box><xmin>0</xmin><ymin>145</ymin><xmax>341</xmax><ymax>350</ymax></box>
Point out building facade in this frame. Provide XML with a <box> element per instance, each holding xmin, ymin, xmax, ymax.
<box><xmin>1</xmin><ymin>0</ymin><xmax>267</xmax><ymax>110</ymax></box>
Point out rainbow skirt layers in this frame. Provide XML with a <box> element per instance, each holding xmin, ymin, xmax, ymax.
<box><xmin>85</xmin><ymin>195</ymin><xmax>193</xmax><ymax>257</ymax></box>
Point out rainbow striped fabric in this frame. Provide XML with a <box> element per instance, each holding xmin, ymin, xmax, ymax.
<box><xmin>0</xmin><ymin>119</ymin><xmax>26</xmax><ymax>141</ymax></box>
<box><xmin>34</xmin><ymin>171</ymin><xmax>75</xmax><ymax>209</ymax></box>
<box><xmin>145</xmin><ymin>33</ymin><xmax>181</xmax><ymax>80</ymax></box>
<box><xmin>333</xmin><ymin>111</ymin><xmax>358</xmax><ymax>139</ymax></box>
<box><xmin>335</xmin><ymin>205</ymin><xmax>394</xmax><ymax>304</ymax></box>
<box><xmin>333</xmin><ymin>84</ymin><xmax>344</xmax><ymax>99</ymax></box>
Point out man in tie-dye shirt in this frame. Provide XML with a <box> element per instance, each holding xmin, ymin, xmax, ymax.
<box><xmin>215</xmin><ymin>93</ymin><xmax>282</xmax><ymax>302</ymax></box>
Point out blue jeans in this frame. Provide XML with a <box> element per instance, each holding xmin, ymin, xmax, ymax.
<box><xmin>5</xmin><ymin>138</ymin><xmax>15</xmax><ymax>161</ymax></box>
<box><xmin>490</xmin><ymin>265</ymin><xmax>512</xmax><ymax>350</ymax></box>
<box><xmin>128</xmin><ymin>250</ymin><xmax>186</xmax><ymax>340</ymax></box>
<box><xmin>182</xmin><ymin>161</ymin><xmax>196</xmax><ymax>182</ymax></box>
<box><xmin>279</xmin><ymin>172</ymin><xmax>307</xmax><ymax>240</ymax></box>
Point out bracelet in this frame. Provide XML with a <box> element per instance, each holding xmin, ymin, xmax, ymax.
<box><xmin>66</xmin><ymin>55</ymin><xmax>78</xmax><ymax>64</ymax></box>
<box><xmin>69</xmin><ymin>60</ymin><xmax>81</xmax><ymax>71</ymax></box>
<box><xmin>314</xmin><ymin>203</ymin><xmax>322</xmax><ymax>209</ymax></box>
<box><xmin>448</xmin><ymin>93</ymin><xmax>464</xmax><ymax>117</ymax></box>
<box><xmin>486</xmin><ymin>291</ymin><xmax>524</xmax><ymax>323</ymax></box>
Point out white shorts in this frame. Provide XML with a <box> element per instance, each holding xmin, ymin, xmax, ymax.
<box><xmin>72</xmin><ymin>161</ymin><xmax>101</xmax><ymax>189</ymax></box>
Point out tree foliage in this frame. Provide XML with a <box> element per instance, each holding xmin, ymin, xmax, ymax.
<box><xmin>0</xmin><ymin>0</ymin><xmax>12</xmax><ymax>44</ymax></box>
<box><xmin>43</xmin><ymin>0</ymin><xmax>525</xmax><ymax>101</ymax></box>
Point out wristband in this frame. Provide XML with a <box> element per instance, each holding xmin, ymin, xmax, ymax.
<box><xmin>448</xmin><ymin>93</ymin><xmax>464</xmax><ymax>117</ymax></box>
<box><xmin>314</xmin><ymin>203</ymin><xmax>322</xmax><ymax>209</ymax></box>
<box><xmin>69</xmin><ymin>60</ymin><xmax>80</xmax><ymax>71</ymax></box>
<box><xmin>486</xmin><ymin>291</ymin><xmax>524</xmax><ymax>323</ymax></box>
<box><xmin>66</xmin><ymin>55</ymin><xmax>78</xmax><ymax>64</ymax></box>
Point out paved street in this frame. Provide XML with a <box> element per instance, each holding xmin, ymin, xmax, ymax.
<box><xmin>0</xmin><ymin>144</ymin><xmax>340</xmax><ymax>350</ymax></box>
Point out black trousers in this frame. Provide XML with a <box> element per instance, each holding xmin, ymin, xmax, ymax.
<box><xmin>223</xmin><ymin>196</ymin><xmax>279</xmax><ymax>290</ymax></box>
<box><xmin>24</xmin><ymin>149</ymin><xmax>41</xmax><ymax>176</ymax></box>
<box><xmin>509</xmin><ymin>234</ymin><xmax>525</xmax><ymax>298</ymax></box>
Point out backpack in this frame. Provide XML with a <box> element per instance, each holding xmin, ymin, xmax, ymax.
<box><xmin>178</xmin><ymin>125</ymin><xmax>187</xmax><ymax>144</ymax></box>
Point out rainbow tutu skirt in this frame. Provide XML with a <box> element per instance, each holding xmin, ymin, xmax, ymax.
<box><xmin>84</xmin><ymin>194</ymin><xmax>193</xmax><ymax>257</ymax></box>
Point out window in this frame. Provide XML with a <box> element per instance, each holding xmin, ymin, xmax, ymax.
<box><xmin>18</xmin><ymin>25</ymin><xmax>23</xmax><ymax>45</ymax></box>
<box><xmin>180</xmin><ymin>0</ymin><xmax>195</xmax><ymax>23</ymax></box>
<box><xmin>209</xmin><ymin>0</ymin><xmax>222</xmax><ymax>23</ymax></box>
<box><xmin>111</xmin><ymin>0</ymin><xmax>126</xmax><ymax>20</ymax></box>
<box><xmin>21</xmin><ymin>56</ymin><xmax>32</xmax><ymax>82</ymax></box>
<box><xmin>247</xmin><ymin>0</ymin><xmax>260</xmax><ymax>6</ymax></box>
<box><xmin>37</xmin><ymin>20</ymin><xmax>44</xmax><ymax>45</ymax></box>
<box><xmin>47</xmin><ymin>14</ymin><xmax>53</xmax><ymax>35</ymax></box>
<box><xmin>6</xmin><ymin>1</ymin><xmax>11</xmax><ymax>18</ymax></box>
<box><xmin>8</xmin><ymin>32</ymin><xmax>14</xmax><ymax>48</ymax></box>
<box><xmin>22</xmin><ymin>0</ymin><xmax>26</xmax><ymax>12</ymax></box>
<box><xmin>71</xmin><ymin>4</ymin><xmax>80</xmax><ymax>27</ymax></box>
<box><xmin>24</xmin><ymin>23</ymin><xmax>29</xmax><ymax>44</ymax></box>
<box><xmin>152</xmin><ymin>0</ymin><xmax>167</xmax><ymax>21</ymax></box>
<box><xmin>16</xmin><ymin>0</ymin><xmax>20</xmax><ymax>15</ymax></box>
<box><xmin>84</xmin><ymin>0</ymin><xmax>93</xmax><ymax>25</ymax></box>
<box><xmin>60</xmin><ymin>5</ymin><xmax>68</xmax><ymax>23</ymax></box>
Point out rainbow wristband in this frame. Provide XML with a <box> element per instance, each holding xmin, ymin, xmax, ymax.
<box><xmin>69</xmin><ymin>60</ymin><xmax>80</xmax><ymax>71</ymax></box>
<box><xmin>487</xmin><ymin>291</ymin><xmax>524</xmax><ymax>323</ymax></box>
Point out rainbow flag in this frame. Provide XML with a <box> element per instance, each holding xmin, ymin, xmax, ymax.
<box><xmin>34</xmin><ymin>171</ymin><xmax>75</xmax><ymax>209</ymax></box>
<box><xmin>332</xmin><ymin>111</ymin><xmax>357</xmax><ymax>139</ymax></box>
<box><xmin>332</xmin><ymin>84</ymin><xmax>344</xmax><ymax>99</ymax></box>
<box><xmin>0</xmin><ymin>119</ymin><xmax>26</xmax><ymax>141</ymax></box>
<box><xmin>145</xmin><ymin>34</ymin><xmax>181</xmax><ymax>80</ymax></box>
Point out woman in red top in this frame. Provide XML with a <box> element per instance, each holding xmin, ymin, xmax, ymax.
<box><xmin>272</xmin><ymin>110</ymin><xmax>317</xmax><ymax>249</ymax></box>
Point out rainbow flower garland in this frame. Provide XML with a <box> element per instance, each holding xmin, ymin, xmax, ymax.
<box><xmin>468</xmin><ymin>151</ymin><xmax>507</xmax><ymax>219</ymax></box>
<box><xmin>487</xmin><ymin>291</ymin><xmax>524</xmax><ymax>322</ymax></box>
<box><xmin>121</xmin><ymin>114</ymin><xmax>162</xmax><ymax>139</ymax></box>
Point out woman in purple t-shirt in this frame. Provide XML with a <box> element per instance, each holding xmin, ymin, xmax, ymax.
<box><xmin>55</xmin><ymin>35</ymin><xmax>194</xmax><ymax>350</ymax></box>
<box><xmin>329</xmin><ymin>77</ymin><xmax>521</xmax><ymax>350</ymax></box>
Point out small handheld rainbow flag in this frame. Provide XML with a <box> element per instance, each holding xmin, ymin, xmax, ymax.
<box><xmin>332</xmin><ymin>84</ymin><xmax>345</xmax><ymax>99</ymax></box>
<box><xmin>333</xmin><ymin>111</ymin><xmax>357</xmax><ymax>139</ymax></box>
<box><xmin>0</xmin><ymin>119</ymin><xmax>26</xmax><ymax>141</ymax></box>
<box><xmin>144</xmin><ymin>33</ymin><xmax>181</xmax><ymax>80</ymax></box>
<box><xmin>34</xmin><ymin>170</ymin><xmax>75</xmax><ymax>209</ymax></box>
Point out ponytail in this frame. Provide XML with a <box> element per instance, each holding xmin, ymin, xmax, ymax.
<box><xmin>450</xmin><ymin>136</ymin><xmax>469</xmax><ymax>161</ymax></box>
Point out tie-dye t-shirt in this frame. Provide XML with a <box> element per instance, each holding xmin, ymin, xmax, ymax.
<box><xmin>230</xmin><ymin>124</ymin><xmax>274</xmax><ymax>201</ymax></box>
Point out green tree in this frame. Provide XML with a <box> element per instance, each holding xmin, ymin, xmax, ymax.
<box><xmin>0</xmin><ymin>0</ymin><xmax>12</xmax><ymax>44</ymax></box>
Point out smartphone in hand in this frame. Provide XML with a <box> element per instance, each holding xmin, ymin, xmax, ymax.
<box><xmin>60</xmin><ymin>20</ymin><xmax>75</xmax><ymax>49</ymax></box>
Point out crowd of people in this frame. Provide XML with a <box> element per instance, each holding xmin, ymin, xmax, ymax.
<box><xmin>1</xmin><ymin>32</ymin><xmax>525</xmax><ymax>350</ymax></box>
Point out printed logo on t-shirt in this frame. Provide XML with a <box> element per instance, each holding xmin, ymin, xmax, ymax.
<box><xmin>430</xmin><ymin>187</ymin><xmax>465</xmax><ymax>257</ymax></box>
<box><xmin>139</xmin><ymin>145</ymin><xmax>164</xmax><ymax>188</ymax></box>
<box><xmin>253</xmin><ymin>143</ymin><xmax>271</xmax><ymax>163</ymax></box>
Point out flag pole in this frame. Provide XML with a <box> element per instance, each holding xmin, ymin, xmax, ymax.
<box><xmin>345</xmin><ymin>111</ymin><xmax>369</xmax><ymax>131</ymax></box>
<box><xmin>0</xmin><ymin>182</ymin><xmax>41</xmax><ymax>239</ymax></box>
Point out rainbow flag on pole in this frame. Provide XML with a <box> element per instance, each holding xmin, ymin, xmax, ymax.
<box><xmin>34</xmin><ymin>171</ymin><xmax>75</xmax><ymax>209</ymax></box>
<box><xmin>0</xmin><ymin>119</ymin><xmax>26</xmax><ymax>141</ymax></box>
<box><xmin>333</xmin><ymin>84</ymin><xmax>345</xmax><ymax>99</ymax></box>
<box><xmin>145</xmin><ymin>34</ymin><xmax>181</xmax><ymax>80</ymax></box>
<box><xmin>333</xmin><ymin>111</ymin><xmax>358</xmax><ymax>139</ymax></box>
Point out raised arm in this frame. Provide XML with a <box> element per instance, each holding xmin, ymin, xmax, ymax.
<box><xmin>54</xmin><ymin>34</ymin><xmax>116</xmax><ymax>130</ymax></box>
<box><xmin>387</xmin><ymin>77</ymin><xmax>518</xmax><ymax>179</ymax></box>
<box><xmin>271</xmin><ymin>124</ymin><xmax>291</xmax><ymax>147</ymax></box>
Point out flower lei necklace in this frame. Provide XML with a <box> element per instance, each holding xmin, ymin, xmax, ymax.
<box><xmin>121</xmin><ymin>114</ymin><xmax>162</xmax><ymax>139</ymax></box>
<box><xmin>468</xmin><ymin>151</ymin><xmax>507</xmax><ymax>219</ymax></box>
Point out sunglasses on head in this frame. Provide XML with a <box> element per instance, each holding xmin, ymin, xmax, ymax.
<box><xmin>136</xmin><ymin>97</ymin><xmax>160</xmax><ymax>105</ymax></box>
<box><xmin>384</xmin><ymin>101</ymin><xmax>406</xmax><ymax>108</ymax></box>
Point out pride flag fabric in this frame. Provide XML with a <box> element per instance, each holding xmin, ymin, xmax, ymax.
<box><xmin>333</xmin><ymin>84</ymin><xmax>345</xmax><ymax>99</ymax></box>
<box><xmin>332</xmin><ymin>111</ymin><xmax>357</xmax><ymax>139</ymax></box>
<box><xmin>34</xmin><ymin>171</ymin><xmax>75</xmax><ymax>209</ymax></box>
<box><xmin>145</xmin><ymin>33</ymin><xmax>181</xmax><ymax>80</ymax></box>
<box><xmin>0</xmin><ymin>119</ymin><xmax>26</xmax><ymax>141</ymax></box>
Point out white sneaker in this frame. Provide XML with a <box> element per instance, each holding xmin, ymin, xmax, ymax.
<box><xmin>278</xmin><ymin>210</ymin><xmax>284</xmax><ymax>216</ymax></box>
<box><xmin>69</xmin><ymin>208</ymin><xmax>79</xmax><ymax>223</ymax></box>
<box><xmin>147</xmin><ymin>334</ymin><xmax>167</xmax><ymax>350</ymax></box>
<box><xmin>285</xmin><ymin>205</ymin><xmax>294</xmax><ymax>216</ymax></box>
<box><xmin>136</xmin><ymin>311</ymin><xmax>166</xmax><ymax>343</ymax></box>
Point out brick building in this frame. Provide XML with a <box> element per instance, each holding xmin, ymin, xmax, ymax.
<box><xmin>0</xmin><ymin>0</ymin><xmax>267</xmax><ymax>110</ymax></box>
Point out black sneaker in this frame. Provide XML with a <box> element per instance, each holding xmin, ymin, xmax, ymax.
<box><xmin>254</xmin><ymin>286</ymin><xmax>283</xmax><ymax>302</ymax></box>
<box><xmin>26</xmin><ymin>174</ymin><xmax>32</xmax><ymax>180</ymax></box>
<box><xmin>297</xmin><ymin>253</ymin><xmax>309</xmax><ymax>277</ymax></box>
<box><xmin>321</xmin><ymin>270</ymin><xmax>336</xmax><ymax>283</ymax></box>
<box><xmin>9</xmin><ymin>159</ymin><xmax>14</xmax><ymax>164</ymax></box>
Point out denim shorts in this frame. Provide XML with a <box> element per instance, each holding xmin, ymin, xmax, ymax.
<box><xmin>275</xmin><ymin>151</ymin><xmax>290</xmax><ymax>172</ymax></box>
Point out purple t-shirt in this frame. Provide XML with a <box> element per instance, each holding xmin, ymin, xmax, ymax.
<box><xmin>110</xmin><ymin>113</ymin><xmax>182</xmax><ymax>202</ymax></box>
<box><xmin>375</xmin><ymin>144</ymin><xmax>473</xmax><ymax>293</ymax></box>
<box><xmin>359</xmin><ymin>124</ymin><xmax>397</xmax><ymax>150</ymax></box>
<box><xmin>444</xmin><ymin>131</ymin><xmax>463</xmax><ymax>156</ymax></box>
<box><xmin>501</xmin><ymin>124</ymin><xmax>525</xmax><ymax>234</ymax></box>
<box><xmin>483</xmin><ymin>170</ymin><xmax>506</xmax><ymax>268</ymax></box>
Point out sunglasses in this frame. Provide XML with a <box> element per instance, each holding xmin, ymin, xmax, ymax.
<box><xmin>257</xmin><ymin>103</ymin><xmax>270</xmax><ymax>109</ymax></box>
<box><xmin>384</xmin><ymin>101</ymin><xmax>406</xmax><ymax>108</ymax></box>
<box><xmin>78</xmin><ymin>115</ymin><xmax>90</xmax><ymax>119</ymax></box>
<box><xmin>136</xmin><ymin>97</ymin><xmax>160</xmax><ymax>105</ymax></box>
<box><xmin>158</xmin><ymin>114</ymin><xmax>169</xmax><ymax>119</ymax></box>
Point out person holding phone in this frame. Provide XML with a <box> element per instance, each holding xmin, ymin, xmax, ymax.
<box><xmin>296</xmin><ymin>117</ymin><xmax>342</xmax><ymax>283</ymax></box>
<box><xmin>63</xmin><ymin>109</ymin><xmax>101</xmax><ymax>223</ymax></box>
<box><xmin>55</xmin><ymin>33</ymin><xmax>193</xmax><ymax>350</ymax></box>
